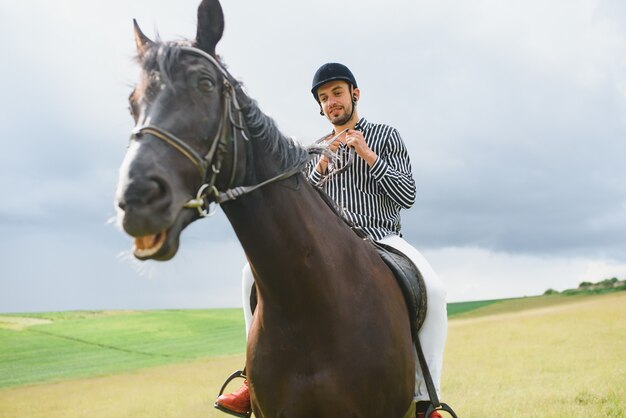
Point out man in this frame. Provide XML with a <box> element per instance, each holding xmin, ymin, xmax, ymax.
<box><xmin>215</xmin><ymin>63</ymin><xmax>448</xmax><ymax>418</ymax></box>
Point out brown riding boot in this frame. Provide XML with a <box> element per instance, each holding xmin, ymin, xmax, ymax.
<box><xmin>214</xmin><ymin>380</ymin><xmax>251</xmax><ymax>416</ymax></box>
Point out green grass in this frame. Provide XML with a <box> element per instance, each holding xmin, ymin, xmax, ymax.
<box><xmin>2</xmin><ymin>291</ymin><xmax>622</xmax><ymax>390</ymax></box>
<box><xmin>0</xmin><ymin>309</ymin><xmax>245</xmax><ymax>388</ymax></box>
<box><xmin>444</xmin><ymin>292</ymin><xmax>594</xmax><ymax>319</ymax></box>
<box><xmin>444</xmin><ymin>292</ymin><xmax>626</xmax><ymax>417</ymax></box>
<box><xmin>450</xmin><ymin>293</ymin><xmax>595</xmax><ymax>319</ymax></box>
<box><xmin>2</xmin><ymin>301</ymin><xmax>500</xmax><ymax>389</ymax></box>
<box><xmin>446</xmin><ymin>299</ymin><xmax>504</xmax><ymax>317</ymax></box>
<box><xmin>1</xmin><ymin>292</ymin><xmax>624</xmax><ymax>417</ymax></box>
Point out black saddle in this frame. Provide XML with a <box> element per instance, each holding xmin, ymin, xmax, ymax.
<box><xmin>372</xmin><ymin>241</ymin><xmax>427</xmax><ymax>341</ymax></box>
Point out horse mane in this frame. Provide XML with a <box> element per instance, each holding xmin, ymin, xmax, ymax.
<box><xmin>236</xmin><ymin>91</ymin><xmax>313</xmax><ymax>171</ymax></box>
<box><xmin>137</xmin><ymin>40</ymin><xmax>316</xmax><ymax>173</ymax></box>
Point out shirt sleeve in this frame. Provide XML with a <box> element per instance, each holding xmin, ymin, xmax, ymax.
<box><xmin>304</xmin><ymin>155</ymin><xmax>324</xmax><ymax>185</ymax></box>
<box><xmin>368</xmin><ymin>128</ymin><xmax>416</xmax><ymax>209</ymax></box>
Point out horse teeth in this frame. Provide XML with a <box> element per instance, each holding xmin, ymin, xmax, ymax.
<box><xmin>133</xmin><ymin>232</ymin><xmax>166</xmax><ymax>257</ymax></box>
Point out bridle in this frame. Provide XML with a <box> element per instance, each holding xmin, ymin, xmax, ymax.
<box><xmin>130</xmin><ymin>46</ymin><xmax>304</xmax><ymax>217</ymax></box>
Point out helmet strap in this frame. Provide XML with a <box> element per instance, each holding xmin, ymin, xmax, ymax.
<box><xmin>346</xmin><ymin>85</ymin><xmax>357</xmax><ymax>122</ymax></box>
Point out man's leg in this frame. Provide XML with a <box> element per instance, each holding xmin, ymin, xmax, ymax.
<box><xmin>214</xmin><ymin>263</ymin><xmax>254</xmax><ymax>416</ymax></box>
<box><xmin>241</xmin><ymin>262</ymin><xmax>255</xmax><ymax>337</ymax></box>
<box><xmin>377</xmin><ymin>235</ymin><xmax>448</xmax><ymax>404</ymax></box>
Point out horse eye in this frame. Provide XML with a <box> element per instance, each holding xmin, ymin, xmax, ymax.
<box><xmin>198</xmin><ymin>77</ymin><xmax>215</xmax><ymax>93</ymax></box>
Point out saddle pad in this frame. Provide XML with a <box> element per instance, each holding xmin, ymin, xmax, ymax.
<box><xmin>373</xmin><ymin>241</ymin><xmax>428</xmax><ymax>342</ymax></box>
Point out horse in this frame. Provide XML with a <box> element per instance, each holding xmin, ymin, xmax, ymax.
<box><xmin>115</xmin><ymin>0</ymin><xmax>416</xmax><ymax>416</ymax></box>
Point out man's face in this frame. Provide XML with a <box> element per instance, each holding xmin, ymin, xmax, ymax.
<box><xmin>317</xmin><ymin>80</ymin><xmax>357</xmax><ymax>126</ymax></box>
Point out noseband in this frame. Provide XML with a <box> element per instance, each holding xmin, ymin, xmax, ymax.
<box><xmin>130</xmin><ymin>46</ymin><xmax>303</xmax><ymax>217</ymax></box>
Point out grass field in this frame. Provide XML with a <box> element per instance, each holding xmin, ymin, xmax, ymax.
<box><xmin>0</xmin><ymin>300</ymin><xmax>498</xmax><ymax>388</ymax></box>
<box><xmin>1</xmin><ymin>292</ymin><xmax>624</xmax><ymax>417</ymax></box>
<box><xmin>444</xmin><ymin>292</ymin><xmax>626</xmax><ymax>417</ymax></box>
<box><xmin>0</xmin><ymin>309</ymin><xmax>245</xmax><ymax>388</ymax></box>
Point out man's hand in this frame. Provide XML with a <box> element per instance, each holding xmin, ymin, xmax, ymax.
<box><xmin>315</xmin><ymin>133</ymin><xmax>342</xmax><ymax>174</ymax></box>
<box><xmin>316</xmin><ymin>129</ymin><xmax>378</xmax><ymax>174</ymax></box>
<box><xmin>345</xmin><ymin>129</ymin><xmax>377</xmax><ymax>167</ymax></box>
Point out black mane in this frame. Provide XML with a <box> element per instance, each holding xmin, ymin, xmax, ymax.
<box><xmin>237</xmin><ymin>93</ymin><xmax>312</xmax><ymax>171</ymax></box>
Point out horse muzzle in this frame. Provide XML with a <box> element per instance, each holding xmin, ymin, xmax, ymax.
<box><xmin>116</xmin><ymin>175</ymin><xmax>192</xmax><ymax>260</ymax></box>
<box><xmin>118</xmin><ymin>206</ymin><xmax>188</xmax><ymax>261</ymax></box>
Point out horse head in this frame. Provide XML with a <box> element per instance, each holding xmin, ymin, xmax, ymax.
<box><xmin>115</xmin><ymin>0</ymin><xmax>247</xmax><ymax>260</ymax></box>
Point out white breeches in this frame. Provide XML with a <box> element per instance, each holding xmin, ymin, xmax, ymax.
<box><xmin>241</xmin><ymin>262</ymin><xmax>255</xmax><ymax>337</ymax></box>
<box><xmin>240</xmin><ymin>234</ymin><xmax>447</xmax><ymax>402</ymax></box>
<box><xmin>378</xmin><ymin>234</ymin><xmax>447</xmax><ymax>401</ymax></box>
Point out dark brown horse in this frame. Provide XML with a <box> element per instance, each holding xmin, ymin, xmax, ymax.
<box><xmin>115</xmin><ymin>0</ymin><xmax>415</xmax><ymax>416</ymax></box>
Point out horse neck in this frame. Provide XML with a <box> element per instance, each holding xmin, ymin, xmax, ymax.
<box><xmin>225</xmin><ymin>178</ymin><xmax>363</xmax><ymax>310</ymax></box>
<box><xmin>220</xmin><ymin>101</ymin><xmax>363</xmax><ymax>311</ymax></box>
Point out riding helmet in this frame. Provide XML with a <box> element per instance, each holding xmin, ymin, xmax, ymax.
<box><xmin>311</xmin><ymin>63</ymin><xmax>358</xmax><ymax>101</ymax></box>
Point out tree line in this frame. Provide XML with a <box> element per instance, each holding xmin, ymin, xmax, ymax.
<box><xmin>544</xmin><ymin>277</ymin><xmax>626</xmax><ymax>296</ymax></box>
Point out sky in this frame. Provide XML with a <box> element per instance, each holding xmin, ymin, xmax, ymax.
<box><xmin>1</xmin><ymin>0</ymin><xmax>625</xmax><ymax>313</ymax></box>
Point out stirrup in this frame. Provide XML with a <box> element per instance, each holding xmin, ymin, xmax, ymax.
<box><xmin>425</xmin><ymin>402</ymin><xmax>458</xmax><ymax>418</ymax></box>
<box><xmin>214</xmin><ymin>370</ymin><xmax>251</xmax><ymax>418</ymax></box>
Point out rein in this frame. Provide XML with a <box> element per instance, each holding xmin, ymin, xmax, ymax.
<box><xmin>130</xmin><ymin>46</ymin><xmax>305</xmax><ymax>217</ymax></box>
<box><xmin>312</xmin><ymin>128</ymin><xmax>353</xmax><ymax>186</ymax></box>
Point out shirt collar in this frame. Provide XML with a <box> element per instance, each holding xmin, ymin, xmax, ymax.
<box><xmin>355</xmin><ymin>117</ymin><xmax>368</xmax><ymax>131</ymax></box>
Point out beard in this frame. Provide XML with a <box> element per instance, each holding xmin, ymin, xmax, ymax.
<box><xmin>327</xmin><ymin>103</ymin><xmax>354</xmax><ymax>126</ymax></box>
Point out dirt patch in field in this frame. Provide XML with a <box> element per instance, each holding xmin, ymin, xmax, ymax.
<box><xmin>0</xmin><ymin>316</ymin><xmax>52</xmax><ymax>331</ymax></box>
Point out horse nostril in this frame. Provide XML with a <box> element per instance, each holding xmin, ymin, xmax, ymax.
<box><xmin>143</xmin><ymin>177</ymin><xmax>169</xmax><ymax>205</ymax></box>
<box><xmin>122</xmin><ymin>176</ymin><xmax>170</xmax><ymax>209</ymax></box>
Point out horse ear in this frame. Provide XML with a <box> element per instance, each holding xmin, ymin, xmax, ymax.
<box><xmin>133</xmin><ymin>19</ymin><xmax>153</xmax><ymax>57</ymax></box>
<box><xmin>194</xmin><ymin>0</ymin><xmax>224</xmax><ymax>56</ymax></box>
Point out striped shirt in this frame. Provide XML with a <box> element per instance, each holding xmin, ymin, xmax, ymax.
<box><xmin>306</xmin><ymin>117</ymin><xmax>416</xmax><ymax>241</ymax></box>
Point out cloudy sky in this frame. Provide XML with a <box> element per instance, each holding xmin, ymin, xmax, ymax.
<box><xmin>1</xmin><ymin>0</ymin><xmax>625</xmax><ymax>313</ymax></box>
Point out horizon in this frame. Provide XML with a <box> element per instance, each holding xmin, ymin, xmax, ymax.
<box><xmin>4</xmin><ymin>279</ymin><xmax>623</xmax><ymax>315</ymax></box>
